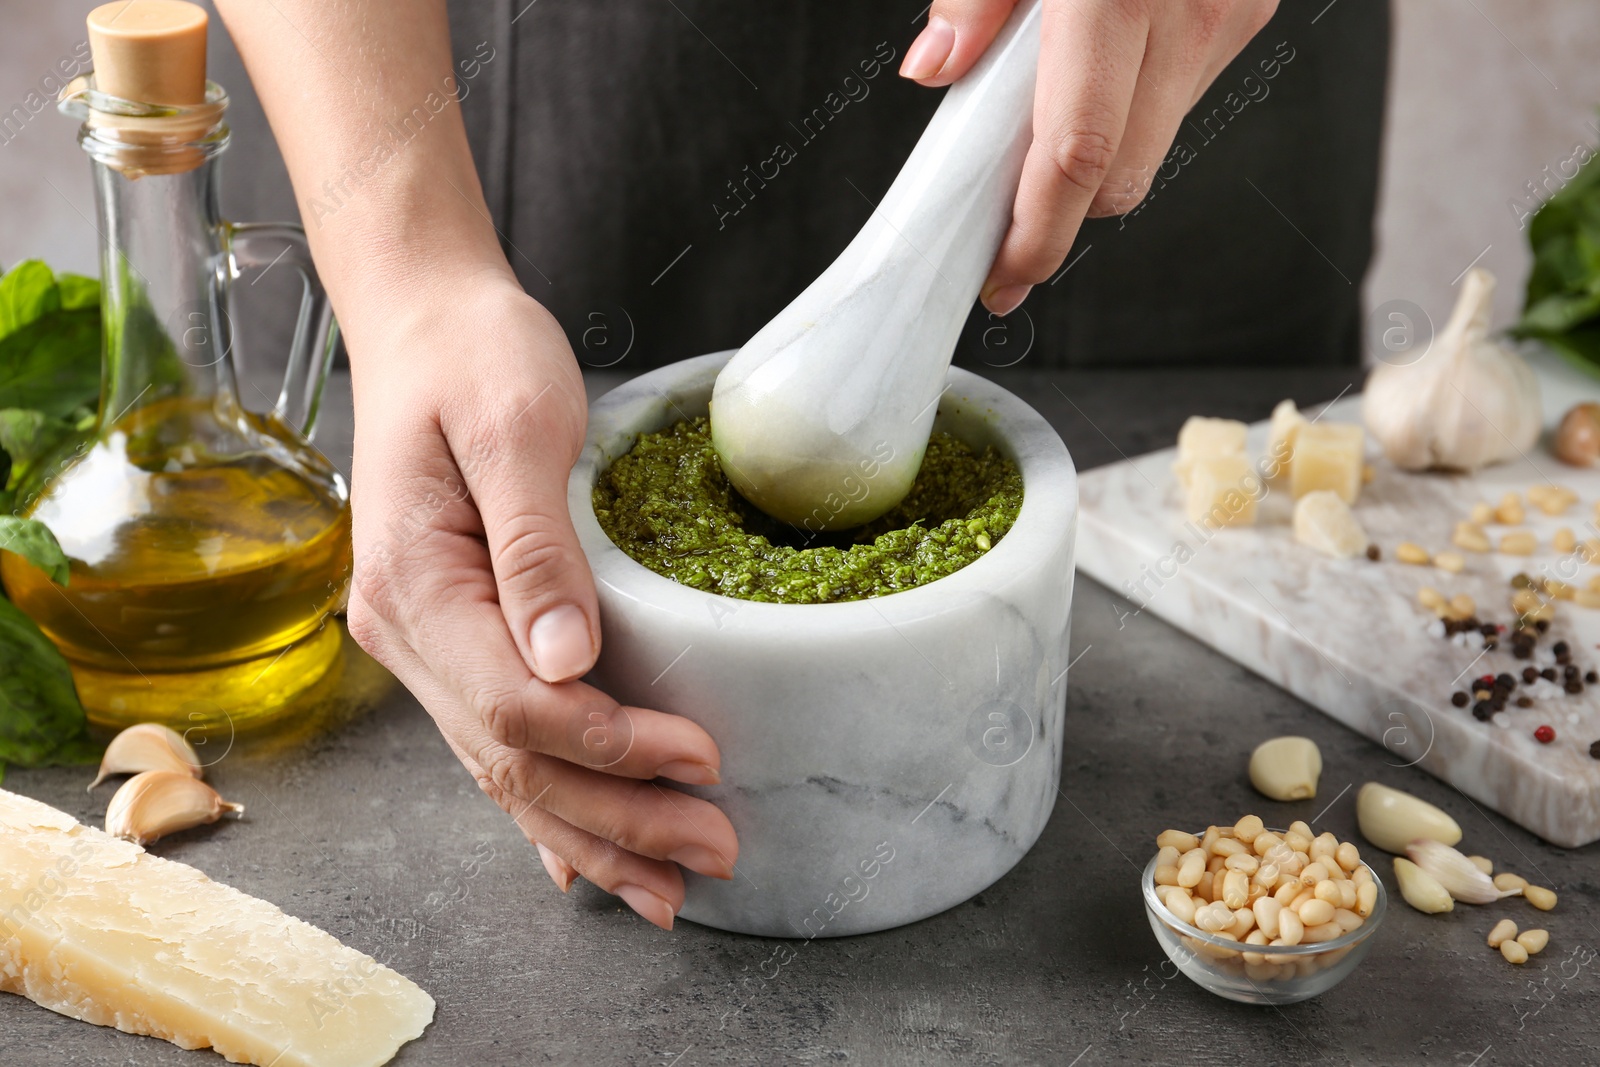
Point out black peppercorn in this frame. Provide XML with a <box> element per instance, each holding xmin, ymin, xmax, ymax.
<box><xmin>1591</xmin><ymin>739</ymin><xmax>1600</xmax><ymax>760</ymax></box>
<box><xmin>1587</xmin><ymin>670</ymin><xmax>1598</xmax><ymax>684</ymax></box>
<box><xmin>1517</xmin><ymin>697</ymin><xmax>1534</xmax><ymax>708</ymax></box>
<box><xmin>1543</xmin><ymin>668</ymin><xmax>1559</xmax><ymax>681</ymax></box>
<box><xmin>1537</xmin><ymin>619</ymin><xmax>1551</xmax><ymax>632</ymax></box>
<box><xmin>1554</xmin><ymin>641</ymin><xmax>1570</xmax><ymax>656</ymax></box>
<box><xmin>1496</xmin><ymin>673</ymin><xmax>1516</xmax><ymax>689</ymax></box>
<box><xmin>1523</xmin><ymin>667</ymin><xmax>1541</xmax><ymax>684</ymax></box>
<box><xmin>1452</xmin><ymin>691</ymin><xmax>1470</xmax><ymax>707</ymax></box>
<box><xmin>1514</xmin><ymin>646</ymin><xmax>1532</xmax><ymax>659</ymax></box>
<box><xmin>1366</xmin><ymin>544</ymin><xmax>1380</xmax><ymax>561</ymax></box>
<box><xmin>1565</xmin><ymin>665</ymin><xmax>1581</xmax><ymax>679</ymax></box>
<box><xmin>1473</xmin><ymin>702</ymin><xmax>1494</xmax><ymax>721</ymax></box>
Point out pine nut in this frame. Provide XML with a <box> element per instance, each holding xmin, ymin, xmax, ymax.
<box><xmin>1352</xmin><ymin>865</ymin><xmax>1374</xmax><ymax>887</ymax></box>
<box><xmin>1287</xmin><ymin>820</ymin><xmax>1314</xmax><ymax>841</ymax></box>
<box><xmin>1310</xmin><ymin>832</ymin><xmax>1339</xmax><ymax>861</ymax></box>
<box><xmin>1178</xmin><ymin>848</ymin><xmax>1206</xmax><ymax>887</ymax></box>
<box><xmin>1277</xmin><ymin>909</ymin><xmax>1304</xmax><ymax>946</ymax></box>
<box><xmin>1449</xmin><ymin>593</ymin><xmax>1476</xmax><ymax>618</ymax></box>
<box><xmin>1337</xmin><ymin>879</ymin><xmax>1357</xmax><ymax>910</ymax></box>
<box><xmin>1253</xmin><ymin>897</ymin><xmax>1283</xmax><ymax>939</ymax></box>
<box><xmin>1196</xmin><ymin>901</ymin><xmax>1233</xmax><ymax>932</ymax></box>
<box><xmin>1200</xmin><ymin>826</ymin><xmax>1221</xmax><ymax>854</ymax></box>
<box><xmin>1196</xmin><ymin>871</ymin><xmax>1215</xmax><ymax>902</ymax></box>
<box><xmin>1157</xmin><ymin>829</ymin><xmax>1199</xmax><ymax>852</ymax></box>
<box><xmin>1501</xmin><ymin>939</ymin><xmax>1529</xmax><ymax>964</ymax></box>
<box><xmin>1155</xmin><ymin>864</ymin><xmax>1180</xmax><ymax>886</ymax></box>
<box><xmin>1356</xmin><ymin>881</ymin><xmax>1378</xmax><ymax>918</ymax></box>
<box><xmin>1252</xmin><ymin>831</ymin><xmax>1284</xmax><ymax>857</ymax></box>
<box><xmin>1496</xmin><ymin>493</ymin><xmax>1525</xmax><ymax>525</ymax></box>
<box><xmin>1207</xmin><ymin>854</ymin><xmax>1227</xmax><ymax>874</ymax></box>
<box><xmin>1434</xmin><ymin>551</ymin><xmax>1466</xmax><ymax>573</ymax></box>
<box><xmin>1554</xmin><ymin>527</ymin><xmax>1577</xmax><ymax>553</ymax></box>
<box><xmin>1253</xmin><ymin>862</ymin><xmax>1280</xmax><ymax>888</ymax></box>
<box><xmin>1525</xmin><ymin>885</ymin><xmax>1558</xmax><ymax>911</ymax></box>
<box><xmin>1511</xmin><ymin>589</ymin><xmax>1546</xmax><ymax>616</ymax></box>
<box><xmin>1233</xmin><ymin>814</ymin><xmax>1265</xmax><ymax>843</ymax></box>
<box><xmin>1224</xmin><ymin>852</ymin><xmax>1259</xmax><ymax>873</ymax></box>
<box><xmin>1229</xmin><ymin>907</ymin><xmax>1255</xmax><ymax>939</ymax></box>
<box><xmin>1396</xmin><ymin>542</ymin><xmax>1430</xmax><ymax>564</ymax></box>
<box><xmin>1453</xmin><ymin>522</ymin><xmax>1492</xmax><ymax>553</ymax></box>
<box><xmin>1466</xmin><ymin>855</ymin><xmax>1493</xmax><ymax>875</ymax></box>
<box><xmin>1517</xmin><ymin>929</ymin><xmax>1549</xmax><ymax>955</ymax></box>
<box><xmin>1500</xmin><ymin>531</ymin><xmax>1538</xmax><ymax>555</ymax></box>
<box><xmin>1302</xmin><ymin>921</ymin><xmax>1344</xmax><ymax>944</ymax></box>
<box><xmin>1418</xmin><ymin>587</ymin><xmax>1446</xmax><ymax>610</ymax></box>
<box><xmin>1222</xmin><ymin>869</ymin><xmax>1251</xmax><ymax>909</ymax></box>
<box><xmin>1487</xmin><ymin>918</ymin><xmax>1518</xmax><ymax>948</ymax></box>
<box><xmin>1246</xmin><ymin>883</ymin><xmax>1266</xmax><ymax>905</ymax></box>
<box><xmin>1166</xmin><ymin>887</ymin><xmax>1197</xmax><ymax>924</ymax></box>
<box><xmin>1313</xmin><ymin>880</ymin><xmax>1342</xmax><ymax>905</ymax></box>
<box><xmin>1297</xmin><ymin>898</ymin><xmax>1336</xmax><ymax>926</ymax></box>
<box><xmin>1547</xmin><ymin>579</ymin><xmax>1576</xmax><ymax>601</ymax></box>
<box><xmin>1299</xmin><ymin>861</ymin><xmax>1331</xmax><ymax>887</ymax></box>
<box><xmin>1493</xmin><ymin>872</ymin><xmax>1527</xmax><ymax>892</ymax></box>
<box><xmin>1284</xmin><ymin>831</ymin><xmax>1312</xmax><ymax>853</ymax></box>
<box><xmin>1577</xmin><ymin>590</ymin><xmax>1600</xmax><ymax>610</ymax></box>
<box><xmin>1332</xmin><ymin>908</ymin><xmax>1364</xmax><ymax>933</ymax></box>
<box><xmin>1274</xmin><ymin>880</ymin><xmax>1302</xmax><ymax>906</ymax></box>
<box><xmin>1335</xmin><ymin>841</ymin><xmax>1362</xmax><ymax>873</ymax></box>
<box><xmin>1470</xmin><ymin>501</ymin><xmax>1495</xmax><ymax>524</ymax></box>
<box><xmin>1290</xmin><ymin>889</ymin><xmax>1314</xmax><ymax>912</ymax></box>
<box><xmin>1212</xmin><ymin>837</ymin><xmax>1248</xmax><ymax>858</ymax></box>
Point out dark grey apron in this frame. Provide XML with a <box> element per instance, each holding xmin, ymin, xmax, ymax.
<box><xmin>213</xmin><ymin>1</ymin><xmax>1389</xmax><ymax>372</ymax></box>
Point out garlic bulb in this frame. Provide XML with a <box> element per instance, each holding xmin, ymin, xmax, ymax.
<box><xmin>1362</xmin><ymin>270</ymin><xmax>1541</xmax><ymax>471</ymax></box>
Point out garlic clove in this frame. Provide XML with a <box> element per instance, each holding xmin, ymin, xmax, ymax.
<box><xmin>105</xmin><ymin>770</ymin><xmax>243</xmax><ymax>845</ymax></box>
<box><xmin>1362</xmin><ymin>269</ymin><xmax>1542</xmax><ymax>472</ymax></box>
<box><xmin>1554</xmin><ymin>402</ymin><xmax>1600</xmax><ymax>467</ymax></box>
<box><xmin>1405</xmin><ymin>839</ymin><xmax>1520</xmax><ymax>904</ymax></box>
<box><xmin>89</xmin><ymin>723</ymin><xmax>203</xmax><ymax>790</ymax></box>
<box><xmin>1248</xmin><ymin>736</ymin><xmax>1322</xmax><ymax>800</ymax></box>
<box><xmin>1393</xmin><ymin>856</ymin><xmax>1454</xmax><ymax>914</ymax></box>
<box><xmin>1356</xmin><ymin>781</ymin><xmax>1462</xmax><ymax>854</ymax></box>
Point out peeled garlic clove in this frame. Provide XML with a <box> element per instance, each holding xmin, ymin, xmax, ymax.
<box><xmin>1248</xmin><ymin>736</ymin><xmax>1322</xmax><ymax>800</ymax></box>
<box><xmin>89</xmin><ymin>722</ymin><xmax>202</xmax><ymax>790</ymax></box>
<box><xmin>1362</xmin><ymin>269</ymin><xmax>1542</xmax><ymax>472</ymax></box>
<box><xmin>1405</xmin><ymin>839</ymin><xmax>1518</xmax><ymax>903</ymax></box>
<box><xmin>1554</xmin><ymin>402</ymin><xmax>1600</xmax><ymax>467</ymax></box>
<box><xmin>1393</xmin><ymin>856</ymin><xmax>1454</xmax><ymax>914</ymax></box>
<box><xmin>105</xmin><ymin>770</ymin><xmax>243</xmax><ymax>845</ymax></box>
<box><xmin>1356</xmin><ymin>781</ymin><xmax>1462</xmax><ymax>854</ymax></box>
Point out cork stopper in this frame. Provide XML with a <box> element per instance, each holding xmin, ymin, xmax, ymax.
<box><xmin>87</xmin><ymin>1</ymin><xmax>208</xmax><ymax>106</ymax></box>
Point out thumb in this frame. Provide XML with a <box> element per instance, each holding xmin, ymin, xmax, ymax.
<box><xmin>464</xmin><ymin>390</ymin><xmax>600</xmax><ymax>685</ymax></box>
<box><xmin>900</xmin><ymin>0</ymin><xmax>1021</xmax><ymax>86</ymax></box>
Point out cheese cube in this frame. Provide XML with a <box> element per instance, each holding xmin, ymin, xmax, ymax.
<box><xmin>1266</xmin><ymin>399</ymin><xmax>1307</xmax><ymax>480</ymax></box>
<box><xmin>1185</xmin><ymin>454</ymin><xmax>1261</xmax><ymax>527</ymax></box>
<box><xmin>1174</xmin><ymin>416</ymin><xmax>1248</xmax><ymax>488</ymax></box>
<box><xmin>1293</xmin><ymin>490</ymin><xmax>1369</xmax><ymax>558</ymax></box>
<box><xmin>1290</xmin><ymin>422</ymin><xmax>1365</xmax><ymax>503</ymax></box>
<box><xmin>0</xmin><ymin>788</ymin><xmax>433</xmax><ymax>1067</ymax></box>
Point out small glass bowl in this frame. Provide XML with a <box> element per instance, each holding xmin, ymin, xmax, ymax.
<box><xmin>1141</xmin><ymin>843</ymin><xmax>1387</xmax><ymax>1005</ymax></box>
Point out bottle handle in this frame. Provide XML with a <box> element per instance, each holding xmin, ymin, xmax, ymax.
<box><xmin>226</xmin><ymin>222</ymin><xmax>340</xmax><ymax>441</ymax></box>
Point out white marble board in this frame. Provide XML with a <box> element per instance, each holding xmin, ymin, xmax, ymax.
<box><xmin>1075</xmin><ymin>354</ymin><xmax>1600</xmax><ymax>848</ymax></box>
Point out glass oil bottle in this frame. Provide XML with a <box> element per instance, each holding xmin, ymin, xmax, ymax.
<box><xmin>1</xmin><ymin>4</ymin><xmax>351</xmax><ymax>735</ymax></box>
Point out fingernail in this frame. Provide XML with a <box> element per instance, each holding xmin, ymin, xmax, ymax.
<box><xmin>669</xmin><ymin>844</ymin><xmax>735</xmax><ymax>880</ymax></box>
<box><xmin>529</xmin><ymin>604</ymin><xmax>595</xmax><ymax>683</ymax></box>
<box><xmin>983</xmin><ymin>283</ymin><xmax>1031</xmax><ymax>316</ymax></box>
<box><xmin>900</xmin><ymin>17</ymin><xmax>955</xmax><ymax>81</ymax></box>
<box><xmin>655</xmin><ymin>759</ymin><xmax>721</xmax><ymax>786</ymax></box>
<box><xmin>537</xmin><ymin>843</ymin><xmax>575</xmax><ymax>892</ymax></box>
<box><xmin>616</xmin><ymin>884</ymin><xmax>676</xmax><ymax>931</ymax></box>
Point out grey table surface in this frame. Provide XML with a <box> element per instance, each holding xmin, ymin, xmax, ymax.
<box><xmin>5</xmin><ymin>363</ymin><xmax>1597</xmax><ymax>1067</ymax></box>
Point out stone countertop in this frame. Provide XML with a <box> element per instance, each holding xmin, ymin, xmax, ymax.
<box><xmin>5</xmin><ymin>365</ymin><xmax>1595</xmax><ymax>1066</ymax></box>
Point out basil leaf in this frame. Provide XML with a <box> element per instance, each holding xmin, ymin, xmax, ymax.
<box><xmin>0</xmin><ymin>408</ymin><xmax>74</xmax><ymax>475</ymax></box>
<box><xmin>0</xmin><ymin>306</ymin><xmax>101</xmax><ymax>418</ymax></box>
<box><xmin>0</xmin><ymin>260</ymin><xmax>60</xmax><ymax>336</ymax></box>
<box><xmin>0</xmin><ymin>595</ymin><xmax>95</xmax><ymax>778</ymax></box>
<box><xmin>55</xmin><ymin>272</ymin><xmax>100</xmax><ymax>311</ymax></box>
<box><xmin>1518</xmin><ymin>145</ymin><xmax>1600</xmax><ymax>371</ymax></box>
<box><xmin>0</xmin><ymin>516</ymin><xmax>70</xmax><ymax>586</ymax></box>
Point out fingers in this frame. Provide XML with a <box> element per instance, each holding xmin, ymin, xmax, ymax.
<box><xmin>979</xmin><ymin>1</ymin><xmax>1149</xmax><ymax>313</ymax></box>
<box><xmin>455</xmin><ymin>740</ymin><xmax>688</xmax><ymax>932</ymax></box>
<box><xmin>901</xmin><ymin>0</ymin><xmax>1019</xmax><ymax>85</ymax></box>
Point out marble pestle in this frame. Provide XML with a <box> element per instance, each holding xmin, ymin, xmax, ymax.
<box><xmin>710</xmin><ymin>0</ymin><xmax>1042</xmax><ymax>531</ymax></box>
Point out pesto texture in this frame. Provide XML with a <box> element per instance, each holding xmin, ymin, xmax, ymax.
<box><xmin>593</xmin><ymin>417</ymin><xmax>1022</xmax><ymax>603</ymax></box>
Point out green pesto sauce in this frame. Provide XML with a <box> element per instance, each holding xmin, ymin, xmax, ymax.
<box><xmin>592</xmin><ymin>417</ymin><xmax>1023</xmax><ymax>604</ymax></box>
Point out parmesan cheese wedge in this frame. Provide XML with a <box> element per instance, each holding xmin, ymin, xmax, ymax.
<box><xmin>0</xmin><ymin>788</ymin><xmax>433</xmax><ymax>1066</ymax></box>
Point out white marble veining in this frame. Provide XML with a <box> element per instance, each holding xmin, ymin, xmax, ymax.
<box><xmin>710</xmin><ymin>1</ymin><xmax>1040</xmax><ymax>529</ymax></box>
<box><xmin>1076</xmin><ymin>357</ymin><xmax>1600</xmax><ymax>848</ymax></box>
<box><xmin>568</xmin><ymin>353</ymin><xmax>1077</xmax><ymax>936</ymax></box>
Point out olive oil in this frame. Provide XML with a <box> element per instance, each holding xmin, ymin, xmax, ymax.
<box><xmin>2</xmin><ymin>400</ymin><xmax>351</xmax><ymax>731</ymax></box>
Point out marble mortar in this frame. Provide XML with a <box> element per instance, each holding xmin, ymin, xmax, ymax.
<box><xmin>569</xmin><ymin>352</ymin><xmax>1078</xmax><ymax>936</ymax></box>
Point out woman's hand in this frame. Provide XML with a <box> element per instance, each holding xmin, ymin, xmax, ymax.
<box><xmin>901</xmin><ymin>0</ymin><xmax>1280</xmax><ymax>314</ymax></box>
<box><xmin>345</xmin><ymin>273</ymin><xmax>739</xmax><ymax>930</ymax></box>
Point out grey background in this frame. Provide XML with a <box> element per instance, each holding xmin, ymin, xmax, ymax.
<box><xmin>5</xmin><ymin>365</ymin><xmax>1597</xmax><ymax>1066</ymax></box>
